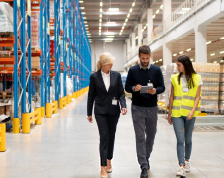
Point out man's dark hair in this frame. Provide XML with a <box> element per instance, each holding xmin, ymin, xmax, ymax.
<box><xmin>139</xmin><ymin>45</ymin><xmax>151</xmax><ymax>55</ymax></box>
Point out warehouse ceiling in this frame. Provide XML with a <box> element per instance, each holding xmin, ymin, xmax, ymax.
<box><xmin>80</xmin><ymin>0</ymin><xmax>186</xmax><ymax>42</ymax></box>
<box><xmin>152</xmin><ymin>17</ymin><xmax>224</xmax><ymax>66</ymax></box>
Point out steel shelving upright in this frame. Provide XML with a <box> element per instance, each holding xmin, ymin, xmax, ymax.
<box><xmin>54</xmin><ymin>0</ymin><xmax>61</xmax><ymax>102</ymax></box>
<box><xmin>62</xmin><ymin>0</ymin><xmax>68</xmax><ymax>98</ymax></box>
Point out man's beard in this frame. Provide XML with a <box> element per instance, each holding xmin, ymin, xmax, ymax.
<box><xmin>141</xmin><ymin>61</ymin><xmax>149</xmax><ymax>67</ymax></box>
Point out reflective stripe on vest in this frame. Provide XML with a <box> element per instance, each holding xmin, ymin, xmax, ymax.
<box><xmin>172</xmin><ymin>105</ymin><xmax>200</xmax><ymax>111</ymax></box>
<box><xmin>181</xmin><ymin>105</ymin><xmax>200</xmax><ymax>111</ymax></box>
<box><xmin>183</xmin><ymin>95</ymin><xmax>201</xmax><ymax>101</ymax></box>
<box><xmin>174</xmin><ymin>96</ymin><xmax>182</xmax><ymax>100</ymax></box>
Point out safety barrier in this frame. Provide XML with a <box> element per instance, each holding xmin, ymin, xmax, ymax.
<box><xmin>67</xmin><ymin>95</ymin><xmax>72</xmax><ymax>104</ymax></box>
<box><xmin>59</xmin><ymin>96</ymin><xmax>67</xmax><ymax>109</ymax></box>
<box><xmin>72</xmin><ymin>87</ymin><xmax>89</xmax><ymax>99</ymax></box>
<box><xmin>22</xmin><ymin>108</ymin><xmax>41</xmax><ymax>133</ymax></box>
<box><xmin>0</xmin><ymin>123</ymin><xmax>6</xmax><ymax>152</ymax></box>
<box><xmin>46</xmin><ymin>101</ymin><xmax>58</xmax><ymax>118</ymax></box>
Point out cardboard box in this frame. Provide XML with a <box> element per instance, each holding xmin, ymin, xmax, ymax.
<box><xmin>6</xmin><ymin>105</ymin><xmax>11</xmax><ymax>117</ymax></box>
<box><xmin>31</xmin><ymin>57</ymin><xmax>40</xmax><ymax>69</ymax></box>
<box><xmin>0</xmin><ymin>106</ymin><xmax>5</xmax><ymax>115</ymax></box>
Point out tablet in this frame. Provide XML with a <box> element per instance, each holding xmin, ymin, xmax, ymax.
<box><xmin>140</xmin><ymin>85</ymin><xmax>153</xmax><ymax>94</ymax></box>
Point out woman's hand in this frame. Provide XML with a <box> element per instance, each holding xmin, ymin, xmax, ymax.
<box><xmin>187</xmin><ymin>111</ymin><xmax>194</xmax><ymax>120</ymax></box>
<box><xmin>121</xmin><ymin>108</ymin><xmax>127</xmax><ymax>115</ymax></box>
<box><xmin>168</xmin><ymin>115</ymin><xmax>172</xmax><ymax>125</ymax></box>
<box><xmin>87</xmin><ymin>116</ymin><xmax>93</xmax><ymax>123</ymax></box>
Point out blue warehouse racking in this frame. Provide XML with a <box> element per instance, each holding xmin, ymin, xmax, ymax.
<box><xmin>0</xmin><ymin>0</ymin><xmax>91</xmax><ymax>133</ymax></box>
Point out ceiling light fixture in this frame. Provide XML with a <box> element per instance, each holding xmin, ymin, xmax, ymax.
<box><xmin>81</xmin><ymin>12</ymin><xmax>86</xmax><ymax>14</ymax></box>
<box><xmin>105</xmin><ymin>31</ymin><xmax>115</xmax><ymax>35</ymax></box>
<box><xmin>85</xmin><ymin>24</ymin><xmax>88</xmax><ymax>27</ymax></box>
<box><xmin>179</xmin><ymin>51</ymin><xmax>183</xmax><ymax>54</ymax></box>
<box><xmin>124</xmin><ymin>23</ymin><xmax>126</xmax><ymax>26</ymax></box>
<box><xmin>160</xmin><ymin>5</ymin><xmax>163</xmax><ymax>9</ymax></box>
<box><xmin>132</xmin><ymin>2</ymin><xmax>135</xmax><ymax>6</ymax></box>
<box><xmin>100</xmin><ymin>2</ymin><xmax>103</xmax><ymax>6</ymax></box>
<box><xmin>127</xmin><ymin>14</ymin><xmax>130</xmax><ymax>18</ymax></box>
<box><xmin>182</xmin><ymin>8</ymin><xmax>190</xmax><ymax>11</ymax></box>
<box><xmin>214</xmin><ymin>61</ymin><xmax>217</xmax><ymax>63</ymax></box>
<box><xmin>99</xmin><ymin>23</ymin><xmax>101</xmax><ymax>26</ymax></box>
<box><xmin>130</xmin><ymin>8</ymin><xmax>133</xmax><ymax>12</ymax></box>
<box><xmin>100</xmin><ymin>14</ymin><xmax>102</xmax><ymax>18</ymax></box>
<box><xmin>84</xmin><ymin>21</ymin><xmax>87</xmax><ymax>23</ymax></box>
<box><xmin>186</xmin><ymin>48</ymin><xmax>191</xmax><ymax>51</ymax></box>
<box><xmin>220</xmin><ymin>37</ymin><xmax>224</xmax><ymax>40</ymax></box>
<box><xmin>109</xmin><ymin>8</ymin><xmax>119</xmax><ymax>11</ymax></box>
<box><xmin>80</xmin><ymin>7</ymin><xmax>85</xmax><ymax>9</ymax></box>
<box><xmin>156</xmin><ymin>60</ymin><xmax>158</xmax><ymax>63</ymax></box>
<box><xmin>125</xmin><ymin>18</ymin><xmax>128</xmax><ymax>22</ymax></box>
<box><xmin>173</xmin><ymin>54</ymin><xmax>177</xmax><ymax>56</ymax></box>
<box><xmin>190</xmin><ymin>59</ymin><xmax>193</xmax><ymax>61</ymax></box>
<box><xmin>210</xmin><ymin>53</ymin><xmax>215</xmax><ymax>56</ymax></box>
<box><xmin>142</xmin><ymin>29</ymin><xmax>144</xmax><ymax>32</ymax></box>
<box><xmin>99</xmin><ymin>19</ymin><xmax>102</xmax><ymax>22</ymax></box>
<box><xmin>220</xmin><ymin>51</ymin><xmax>224</xmax><ymax>54</ymax></box>
<box><xmin>79</xmin><ymin>1</ymin><xmax>83</xmax><ymax>3</ymax></box>
<box><xmin>100</xmin><ymin>8</ymin><xmax>102</xmax><ymax>12</ymax></box>
<box><xmin>152</xmin><ymin>15</ymin><xmax>155</xmax><ymax>19</ymax></box>
<box><xmin>135</xmin><ymin>36</ymin><xmax>138</xmax><ymax>39</ymax></box>
<box><xmin>83</xmin><ymin>17</ymin><xmax>86</xmax><ymax>19</ymax></box>
<box><xmin>156</xmin><ymin>10</ymin><xmax>159</xmax><ymax>14</ymax></box>
<box><xmin>206</xmin><ymin>41</ymin><xmax>211</xmax><ymax>44</ymax></box>
<box><xmin>107</xmin><ymin>36</ymin><xmax>115</xmax><ymax>38</ymax></box>
<box><xmin>159</xmin><ymin>59</ymin><xmax>163</xmax><ymax>61</ymax></box>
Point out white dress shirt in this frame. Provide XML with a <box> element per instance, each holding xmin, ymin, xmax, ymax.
<box><xmin>101</xmin><ymin>70</ymin><xmax>110</xmax><ymax>92</ymax></box>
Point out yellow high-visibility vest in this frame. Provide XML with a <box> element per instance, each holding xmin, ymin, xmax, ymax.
<box><xmin>171</xmin><ymin>73</ymin><xmax>201</xmax><ymax>117</ymax></box>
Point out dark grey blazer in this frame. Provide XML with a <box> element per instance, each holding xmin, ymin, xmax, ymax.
<box><xmin>87</xmin><ymin>70</ymin><xmax>126</xmax><ymax>116</ymax></box>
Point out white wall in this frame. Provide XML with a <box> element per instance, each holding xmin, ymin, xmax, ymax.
<box><xmin>91</xmin><ymin>41</ymin><xmax>125</xmax><ymax>73</ymax></box>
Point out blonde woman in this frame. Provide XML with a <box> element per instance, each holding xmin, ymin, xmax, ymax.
<box><xmin>87</xmin><ymin>52</ymin><xmax>127</xmax><ymax>178</ymax></box>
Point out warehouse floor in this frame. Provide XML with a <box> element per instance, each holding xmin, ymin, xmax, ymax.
<box><xmin>0</xmin><ymin>93</ymin><xmax>224</xmax><ymax>178</ymax></box>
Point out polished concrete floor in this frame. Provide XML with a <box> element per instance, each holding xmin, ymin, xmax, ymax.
<box><xmin>0</xmin><ymin>93</ymin><xmax>224</xmax><ymax>178</ymax></box>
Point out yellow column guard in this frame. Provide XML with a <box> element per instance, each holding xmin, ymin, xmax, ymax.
<box><xmin>0</xmin><ymin>122</ymin><xmax>6</xmax><ymax>152</ymax></box>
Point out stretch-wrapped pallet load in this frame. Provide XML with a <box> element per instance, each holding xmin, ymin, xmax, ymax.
<box><xmin>192</xmin><ymin>62</ymin><xmax>220</xmax><ymax>114</ymax></box>
<box><xmin>219</xmin><ymin>64</ymin><xmax>224</xmax><ymax>114</ymax></box>
<box><xmin>158</xmin><ymin>66</ymin><xmax>166</xmax><ymax>103</ymax></box>
<box><xmin>0</xmin><ymin>2</ymin><xmax>13</xmax><ymax>33</ymax></box>
<box><xmin>31</xmin><ymin>12</ymin><xmax>40</xmax><ymax>49</ymax></box>
<box><xmin>50</xmin><ymin>1</ymin><xmax>54</xmax><ymax>19</ymax></box>
<box><xmin>164</xmin><ymin>63</ymin><xmax>178</xmax><ymax>106</ymax></box>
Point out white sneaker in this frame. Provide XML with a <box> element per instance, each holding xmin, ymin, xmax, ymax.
<box><xmin>185</xmin><ymin>161</ymin><xmax>190</xmax><ymax>173</ymax></box>
<box><xmin>176</xmin><ymin>167</ymin><xmax>186</xmax><ymax>177</ymax></box>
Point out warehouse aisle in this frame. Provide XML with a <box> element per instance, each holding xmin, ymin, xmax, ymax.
<box><xmin>0</xmin><ymin>93</ymin><xmax>224</xmax><ymax>178</ymax></box>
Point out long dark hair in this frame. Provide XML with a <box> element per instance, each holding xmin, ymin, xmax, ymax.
<box><xmin>177</xmin><ymin>55</ymin><xmax>197</xmax><ymax>89</ymax></box>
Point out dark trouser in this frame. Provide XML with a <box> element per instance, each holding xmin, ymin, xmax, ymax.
<box><xmin>131</xmin><ymin>105</ymin><xmax>158</xmax><ymax>170</ymax></box>
<box><xmin>95</xmin><ymin>113</ymin><xmax>120</xmax><ymax>166</ymax></box>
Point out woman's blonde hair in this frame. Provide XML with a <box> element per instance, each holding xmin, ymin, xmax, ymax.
<box><xmin>97</xmin><ymin>52</ymin><xmax>115</xmax><ymax>71</ymax></box>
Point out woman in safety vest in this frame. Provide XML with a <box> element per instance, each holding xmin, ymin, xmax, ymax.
<box><xmin>168</xmin><ymin>55</ymin><xmax>202</xmax><ymax>177</ymax></box>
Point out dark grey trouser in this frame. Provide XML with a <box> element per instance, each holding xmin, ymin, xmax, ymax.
<box><xmin>131</xmin><ymin>105</ymin><xmax>158</xmax><ymax>170</ymax></box>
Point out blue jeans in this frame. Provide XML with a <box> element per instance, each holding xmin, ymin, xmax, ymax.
<box><xmin>172</xmin><ymin>116</ymin><xmax>196</xmax><ymax>166</ymax></box>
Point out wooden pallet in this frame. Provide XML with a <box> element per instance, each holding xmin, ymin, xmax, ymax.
<box><xmin>31</xmin><ymin>67</ymin><xmax>40</xmax><ymax>71</ymax></box>
<box><xmin>0</xmin><ymin>32</ymin><xmax>13</xmax><ymax>38</ymax></box>
<box><xmin>0</xmin><ymin>91</ymin><xmax>12</xmax><ymax>100</ymax></box>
